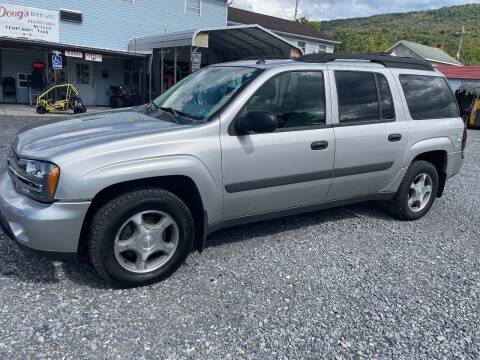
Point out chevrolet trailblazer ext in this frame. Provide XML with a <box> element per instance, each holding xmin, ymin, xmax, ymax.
<box><xmin>0</xmin><ymin>54</ymin><xmax>466</xmax><ymax>287</ymax></box>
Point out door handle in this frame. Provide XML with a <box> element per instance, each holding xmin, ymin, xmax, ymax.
<box><xmin>311</xmin><ymin>141</ymin><xmax>329</xmax><ymax>150</ymax></box>
<box><xmin>388</xmin><ymin>134</ymin><xmax>402</xmax><ymax>142</ymax></box>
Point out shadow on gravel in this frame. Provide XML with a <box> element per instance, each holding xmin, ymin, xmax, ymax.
<box><xmin>0</xmin><ymin>231</ymin><xmax>108</xmax><ymax>288</ymax></box>
<box><xmin>0</xmin><ymin>234</ymin><xmax>58</xmax><ymax>284</ymax></box>
<box><xmin>206</xmin><ymin>201</ymin><xmax>394</xmax><ymax>249</ymax></box>
<box><xmin>0</xmin><ymin>201</ymin><xmax>393</xmax><ymax>287</ymax></box>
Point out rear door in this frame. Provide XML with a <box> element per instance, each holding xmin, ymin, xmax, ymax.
<box><xmin>221</xmin><ymin>69</ymin><xmax>335</xmax><ymax>219</ymax></box>
<box><xmin>326</xmin><ymin>67</ymin><xmax>409</xmax><ymax>200</ymax></box>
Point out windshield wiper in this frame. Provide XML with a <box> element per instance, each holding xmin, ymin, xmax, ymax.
<box><xmin>149</xmin><ymin>103</ymin><xmax>182</xmax><ymax>124</ymax></box>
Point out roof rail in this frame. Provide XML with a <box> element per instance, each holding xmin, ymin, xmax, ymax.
<box><xmin>295</xmin><ymin>53</ymin><xmax>434</xmax><ymax>71</ymax></box>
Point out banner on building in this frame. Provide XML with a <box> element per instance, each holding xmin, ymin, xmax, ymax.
<box><xmin>85</xmin><ymin>53</ymin><xmax>102</xmax><ymax>62</ymax></box>
<box><xmin>0</xmin><ymin>3</ymin><xmax>59</xmax><ymax>42</ymax></box>
<box><xmin>65</xmin><ymin>50</ymin><xmax>83</xmax><ymax>58</ymax></box>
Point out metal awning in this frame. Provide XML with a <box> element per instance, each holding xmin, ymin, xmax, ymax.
<box><xmin>0</xmin><ymin>37</ymin><xmax>148</xmax><ymax>59</ymax></box>
<box><xmin>128</xmin><ymin>24</ymin><xmax>302</xmax><ymax>60</ymax></box>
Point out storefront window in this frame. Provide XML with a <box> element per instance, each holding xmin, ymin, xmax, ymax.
<box><xmin>76</xmin><ymin>63</ymin><xmax>90</xmax><ymax>85</ymax></box>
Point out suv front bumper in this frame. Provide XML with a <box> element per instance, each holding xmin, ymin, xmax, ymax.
<box><xmin>0</xmin><ymin>170</ymin><xmax>91</xmax><ymax>260</ymax></box>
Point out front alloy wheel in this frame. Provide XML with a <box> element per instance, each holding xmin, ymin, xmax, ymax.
<box><xmin>88</xmin><ymin>188</ymin><xmax>195</xmax><ymax>287</ymax></box>
<box><xmin>114</xmin><ymin>210</ymin><xmax>180</xmax><ymax>273</ymax></box>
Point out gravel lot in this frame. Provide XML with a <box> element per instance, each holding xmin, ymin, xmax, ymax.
<box><xmin>0</xmin><ymin>115</ymin><xmax>479</xmax><ymax>359</ymax></box>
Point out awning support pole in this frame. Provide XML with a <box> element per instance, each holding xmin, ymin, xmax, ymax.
<box><xmin>174</xmin><ymin>47</ymin><xmax>177</xmax><ymax>84</ymax></box>
<box><xmin>148</xmin><ymin>54</ymin><xmax>153</xmax><ymax>102</ymax></box>
<box><xmin>160</xmin><ymin>50</ymin><xmax>164</xmax><ymax>94</ymax></box>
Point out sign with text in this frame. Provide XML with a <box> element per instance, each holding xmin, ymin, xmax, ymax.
<box><xmin>0</xmin><ymin>3</ymin><xmax>59</xmax><ymax>42</ymax></box>
<box><xmin>85</xmin><ymin>53</ymin><xmax>102</xmax><ymax>62</ymax></box>
<box><xmin>191</xmin><ymin>52</ymin><xmax>202</xmax><ymax>72</ymax></box>
<box><xmin>65</xmin><ymin>50</ymin><xmax>82</xmax><ymax>58</ymax></box>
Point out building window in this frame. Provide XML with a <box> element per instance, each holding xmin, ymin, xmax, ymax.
<box><xmin>318</xmin><ymin>45</ymin><xmax>327</xmax><ymax>53</ymax></box>
<box><xmin>60</xmin><ymin>10</ymin><xmax>83</xmax><ymax>23</ymax></box>
<box><xmin>186</xmin><ymin>0</ymin><xmax>201</xmax><ymax>16</ymax></box>
<box><xmin>297</xmin><ymin>41</ymin><xmax>306</xmax><ymax>54</ymax></box>
<box><xmin>17</xmin><ymin>73</ymin><xmax>31</xmax><ymax>88</ymax></box>
<box><xmin>76</xmin><ymin>63</ymin><xmax>90</xmax><ymax>85</ymax></box>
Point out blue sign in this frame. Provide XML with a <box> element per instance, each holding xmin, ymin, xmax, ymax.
<box><xmin>52</xmin><ymin>55</ymin><xmax>63</xmax><ymax>70</ymax></box>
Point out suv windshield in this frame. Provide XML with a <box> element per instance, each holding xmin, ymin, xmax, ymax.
<box><xmin>153</xmin><ymin>66</ymin><xmax>261</xmax><ymax>122</ymax></box>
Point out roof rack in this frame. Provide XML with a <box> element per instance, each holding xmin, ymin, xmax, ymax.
<box><xmin>295</xmin><ymin>53</ymin><xmax>434</xmax><ymax>71</ymax></box>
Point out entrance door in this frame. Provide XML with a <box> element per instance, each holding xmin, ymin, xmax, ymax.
<box><xmin>221</xmin><ymin>70</ymin><xmax>335</xmax><ymax>220</ymax></box>
<box><xmin>69</xmin><ymin>59</ymin><xmax>95</xmax><ymax>106</ymax></box>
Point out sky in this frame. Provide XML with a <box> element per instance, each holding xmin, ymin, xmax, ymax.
<box><xmin>230</xmin><ymin>0</ymin><xmax>480</xmax><ymax>21</ymax></box>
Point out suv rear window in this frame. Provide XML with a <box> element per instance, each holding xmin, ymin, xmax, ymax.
<box><xmin>399</xmin><ymin>75</ymin><xmax>459</xmax><ymax>120</ymax></box>
<box><xmin>335</xmin><ymin>71</ymin><xmax>395</xmax><ymax>124</ymax></box>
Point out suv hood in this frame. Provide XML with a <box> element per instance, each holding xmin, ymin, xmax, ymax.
<box><xmin>13</xmin><ymin>108</ymin><xmax>187</xmax><ymax>159</ymax></box>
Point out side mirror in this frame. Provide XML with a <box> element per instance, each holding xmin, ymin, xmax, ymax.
<box><xmin>235</xmin><ymin>111</ymin><xmax>278</xmax><ymax>134</ymax></box>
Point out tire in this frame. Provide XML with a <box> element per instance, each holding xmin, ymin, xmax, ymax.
<box><xmin>387</xmin><ymin>160</ymin><xmax>439</xmax><ymax>220</ymax></box>
<box><xmin>88</xmin><ymin>188</ymin><xmax>195</xmax><ymax>287</ymax></box>
<box><xmin>110</xmin><ymin>96</ymin><xmax>123</xmax><ymax>109</ymax></box>
<box><xmin>36</xmin><ymin>106</ymin><xmax>47</xmax><ymax>114</ymax></box>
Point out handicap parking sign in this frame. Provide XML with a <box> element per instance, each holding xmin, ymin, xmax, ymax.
<box><xmin>52</xmin><ymin>55</ymin><xmax>63</xmax><ymax>70</ymax></box>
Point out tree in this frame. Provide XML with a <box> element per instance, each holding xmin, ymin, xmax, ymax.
<box><xmin>297</xmin><ymin>17</ymin><xmax>321</xmax><ymax>31</ymax></box>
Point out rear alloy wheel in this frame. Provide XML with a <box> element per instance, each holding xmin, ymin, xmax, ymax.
<box><xmin>88</xmin><ymin>188</ymin><xmax>195</xmax><ymax>287</ymax></box>
<box><xmin>387</xmin><ymin>160</ymin><xmax>439</xmax><ymax>220</ymax></box>
<box><xmin>407</xmin><ymin>173</ymin><xmax>433</xmax><ymax>213</ymax></box>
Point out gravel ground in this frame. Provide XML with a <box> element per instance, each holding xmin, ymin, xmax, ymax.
<box><xmin>0</xmin><ymin>116</ymin><xmax>479</xmax><ymax>359</ymax></box>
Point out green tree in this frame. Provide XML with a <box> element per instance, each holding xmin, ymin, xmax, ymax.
<box><xmin>296</xmin><ymin>17</ymin><xmax>321</xmax><ymax>31</ymax></box>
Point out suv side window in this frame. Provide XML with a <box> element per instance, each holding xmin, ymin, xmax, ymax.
<box><xmin>399</xmin><ymin>75</ymin><xmax>459</xmax><ymax>120</ymax></box>
<box><xmin>243</xmin><ymin>71</ymin><xmax>326</xmax><ymax>130</ymax></box>
<box><xmin>377</xmin><ymin>74</ymin><xmax>395</xmax><ymax>120</ymax></box>
<box><xmin>335</xmin><ymin>71</ymin><xmax>395</xmax><ymax>124</ymax></box>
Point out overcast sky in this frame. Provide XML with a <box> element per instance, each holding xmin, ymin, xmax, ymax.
<box><xmin>230</xmin><ymin>0</ymin><xmax>480</xmax><ymax>21</ymax></box>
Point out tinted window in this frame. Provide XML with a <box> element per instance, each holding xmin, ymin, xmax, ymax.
<box><xmin>245</xmin><ymin>71</ymin><xmax>326</xmax><ymax>129</ymax></box>
<box><xmin>399</xmin><ymin>75</ymin><xmax>459</xmax><ymax>120</ymax></box>
<box><xmin>377</xmin><ymin>74</ymin><xmax>395</xmax><ymax>120</ymax></box>
<box><xmin>336</xmin><ymin>71</ymin><xmax>380</xmax><ymax>123</ymax></box>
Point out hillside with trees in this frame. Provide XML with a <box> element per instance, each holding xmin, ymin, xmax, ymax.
<box><xmin>315</xmin><ymin>3</ymin><xmax>480</xmax><ymax>65</ymax></box>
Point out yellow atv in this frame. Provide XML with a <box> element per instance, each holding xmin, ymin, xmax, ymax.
<box><xmin>36</xmin><ymin>84</ymin><xmax>87</xmax><ymax>114</ymax></box>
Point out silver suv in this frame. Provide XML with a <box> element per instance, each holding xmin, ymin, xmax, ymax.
<box><xmin>0</xmin><ymin>54</ymin><xmax>466</xmax><ymax>287</ymax></box>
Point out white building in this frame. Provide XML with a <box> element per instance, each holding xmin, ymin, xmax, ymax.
<box><xmin>228</xmin><ymin>7</ymin><xmax>339</xmax><ymax>55</ymax></box>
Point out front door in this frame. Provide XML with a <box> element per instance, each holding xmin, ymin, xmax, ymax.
<box><xmin>221</xmin><ymin>70</ymin><xmax>335</xmax><ymax>220</ymax></box>
<box><xmin>69</xmin><ymin>59</ymin><xmax>95</xmax><ymax>106</ymax></box>
<box><xmin>326</xmin><ymin>68</ymin><xmax>409</xmax><ymax>200</ymax></box>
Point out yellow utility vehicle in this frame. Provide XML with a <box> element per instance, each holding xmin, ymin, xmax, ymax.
<box><xmin>36</xmin><ymin>84</ymin><xmax>87</xmax><ymax>114</ymax></box>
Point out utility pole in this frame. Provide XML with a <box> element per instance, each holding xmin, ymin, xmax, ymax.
<box><xmin>455</xmin><ymin>25</ymin><xmax>469</xmax><ymax>61</ymax></box>
<box><xmin>294</xmin><ymin>0</ymin><xmax>300</xmax><ymax>21</ymax></box>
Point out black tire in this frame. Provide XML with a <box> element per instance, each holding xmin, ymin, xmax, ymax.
<box><xmin>36</xmin><ymin>106</ymin><xmax>47</xmax><ymax>114</ymax></box>
<box><xmin>88</xmin><ymin>188</ymin><xmax>195</xmax><ymax>287</ymax></box>
<box><xmin>110</xmin><ymin>96</ymin><xmax>123</xmax><ymax>109</ymax></box>
<box><xmin>387</xmin><ymin>160</ymin><xmax>439</xmax><ymax>220</ymax></box>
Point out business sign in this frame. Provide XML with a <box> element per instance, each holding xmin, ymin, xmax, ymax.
<box><xmin>191</xmin><ymin>52</ymin><xmax>202</xmax><ymax>72</ymax></box>
<box><xmin>85</xmin><ymin>53</ymin><xmax>102</xmax><ymax>62</ymax></box>
<box><xmin>65</xmin><ymin>50</ymin><xmax>82</xmax><ymax>58</ymax></box>
<box><xmin>52</xmin><ymin>54</ymin><xmax>62</xmax><ymax>70</ymax></box>
<box><xmin>0</xmin><ymin>3</ymin><xmax>59</xmax><ymax>42</ymax></box>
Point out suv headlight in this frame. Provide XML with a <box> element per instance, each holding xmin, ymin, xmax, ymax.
<box><xmin>8</xmin><ymin>157</ymin><xmax>60</xmax><ymax>203</ymax></box>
